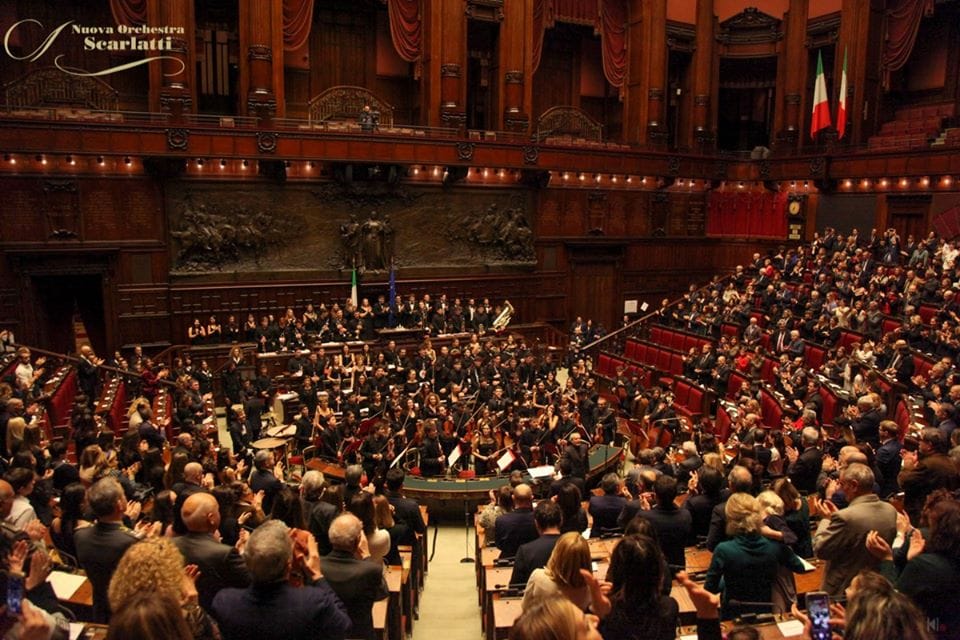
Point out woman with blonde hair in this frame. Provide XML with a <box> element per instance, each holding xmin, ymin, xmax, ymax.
<box><xmin>704</xmin><ymin>493</ymin><xmax>805</xmax><ymax>618</ymax></box>
<box><xmin>5</xmin><ymin>416</ymin><xmax>26</xmax><ymax>456</ymax></box>
<box><xmin>522</xmin><ymin>532</ymin><xmax>611</xmax><ymax>617</ymax></box>
<box><xmin>108</xmin><ymin>537</ymin><xmax>219</xmax><ymax>640</ymax></box>
<box><xmin>757</xmin><ymin>490</ymin><xmax>800</xmax><ymax>612</ymax></box>
<box><xmin>510</xmin><ymin>595</ymin><xmax>602</xmax><ymax>640</ymax></box>
<box><xmin>374</xmin><ymin>494</ymin><xmax>406</xmax><ymax>565</ymax></box>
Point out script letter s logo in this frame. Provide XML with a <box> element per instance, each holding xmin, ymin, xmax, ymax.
<box><xmin>4</xmin><ymin>20</ymin><xmax>74</xmax><ymax>62</ymax></box>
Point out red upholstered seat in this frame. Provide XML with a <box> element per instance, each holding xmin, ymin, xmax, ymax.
<box><xmin>820</xmin><ymin>386</ymin><xmax>838</xmax><ymax>426</ymax></box>
<box><xmin>837</xmin><ymin>331</ymin><xmax>862</xmax><ymax>352</ymax></box>
<box><xmin>894</xmin><ymin>400</ymin><xmax>913</xmax><ymax>442</ymax></box>
<box><xmin>650</xmin><ymin>326</ymin><xmax>664</xmax><ymax>345</ymax></box>
<box><xmin>881</xmin><ymin>318</ymin><xmax>903</xmax><ymax>336</ymax></box>
<box><xmin>804</xmin><ymin>344</ymin><xmax>826</xmax><ymax>370</ymax></box>
<box><xmin>760</xmin><ymin>390</ymin><xmax>783</xmax><ymax>427</ymax></box>
<box><xmin>715</xmin><ymin>405</ymin><xmax>733</xmax><ymax>442</ymax></box>
<box><xmin>760</xmin><ymin>358</ymin><xmax>777</xmax><ymax>385</ymax></box>
<box><xmin>686</xmin><ymin>388</ymin><xmax>704</xmax><ymax>416</ymax></box>
<box><xmin>669</xmin><ymin>352</ymin><xmax>684</xmax><ymax>376</ymax></box>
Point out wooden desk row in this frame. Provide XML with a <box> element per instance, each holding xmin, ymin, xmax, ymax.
<box><xmin>478</xmin><ymin>535</ymin><xmax>825</xmax><ymax>640</ymax></box>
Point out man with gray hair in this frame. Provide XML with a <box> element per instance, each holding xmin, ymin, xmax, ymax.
<box><xmin>213</xmin><ymin>520</ymin><xmax>350</xmax><ymax>640</ymax></box>
<box><xmin>813</xmin><ymin>462</ymin><xmax>897</xmax><ymax>596</ymax></box>
<box><xmin>786</xmin><ymin>426</ymin><xmax>823</xmax><ymax>494</ymax></box>
<box><xmin>249</xmin><ymin>449</ymin><xmax>283</xmax><ymax>514</ymax></box>
<box><xmin>75</xmin><ymin>477</ymin><xmax>143</xmax><ymax>622</ymax></box>
<box><xmin>301</xmin><ymin>470</ymin><xmax>338</xmax><ymax>555</ymax></box>
<box><xmin>321</xmin><ymin>513</ymin><xmax>389</xmax><ymax>640</ymax></box>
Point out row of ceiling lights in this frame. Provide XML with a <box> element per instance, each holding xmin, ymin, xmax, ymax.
<box><xmin>2</xmin><ymin>154</ymin><xmax>958</xmax><ymax>190</ymax></box>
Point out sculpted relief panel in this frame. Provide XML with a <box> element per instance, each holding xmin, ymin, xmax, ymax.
<box><xmin>165</xmin><ymin>182</ymin><xmax>535</xmax><ymax>274</ymax></box>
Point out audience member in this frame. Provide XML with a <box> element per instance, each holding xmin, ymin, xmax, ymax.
<box><xmin>212</xmin><ymin>520</ymin><xmax>350</xmax><ymax>640</ymax></box>
<box><xmin>320</xmin><ymin>513</ymin><xmax>389</xmax><ymax>640</ymax></box>
<box><xmin>813</xmin><ymin>463</ymin><xmax>897</xmax><ymax>596</ymax></box>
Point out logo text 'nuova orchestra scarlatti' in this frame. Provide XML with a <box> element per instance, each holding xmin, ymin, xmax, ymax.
<box><xmin>3</xmin><ymin>19</ymin><xmax>185</xmax><ymax>77</ymax></box>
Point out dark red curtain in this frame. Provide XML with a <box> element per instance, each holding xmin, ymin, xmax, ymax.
<box><xmin>110</xmin><ymin>0</ymin><xmax>146</xmax><ymax>27</ymax></box>
<box><xmin>283</xmin><ymin>0</ymin><xmax>315</xmax><ymax>51</ymax></box>
<box><xmin>882</xmin><ymin>0</ymin><xmax>934</xmax><ymax>84</ymax></box>
<box><xmin>532</xmin><ymin>0</ymin><xmax>556</xmax><ymax>74</ymax></box>
<box><xmin>386</xmin><ymin>0</ymin><xmax>421</xmax><ymax>63</ymax></box>
<box><xmin>706</xmin><ymin>190</ymin><xmax>787</xmax><ymax>238</ymax></box>
<box><xmin>597</xmin><ymin>0</ymin><xmax>626</xmax><ymax>89</ymax></box>
<box><xmin>553</xmin><ymin>0</ymin><xmax>596</xmax><ymax>24</ymax></box>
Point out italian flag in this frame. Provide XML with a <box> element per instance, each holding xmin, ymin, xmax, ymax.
<box><xmin>810</xmin><ymin>51</ymin><xmax>831</xmax><ymax>140</ymax></box>
<box><xmin>836</xmin><ymin>48</ymin><xmax>848</xmax><ymax>140</ymax></box>
<box><xmin>350</xmin><ymin>268</ymin><xmax>358</xmax><ymax>307</ymax></box>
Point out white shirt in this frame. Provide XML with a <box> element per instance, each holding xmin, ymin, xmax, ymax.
<box><xmin>14</xmin><ymin>362</ymin><xmax>33</xmax><ymax>389</ymax></box>
<box><xmin>5</xmin><ymin>495</ymin><xmax>36</xmax><ymax>531</ymax></box>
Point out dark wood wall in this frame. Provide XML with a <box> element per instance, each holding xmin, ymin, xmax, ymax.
<box><xmin>0</xmin><ymin>172</ymin><xmax>770</xmax><ymax>352</ymax></box>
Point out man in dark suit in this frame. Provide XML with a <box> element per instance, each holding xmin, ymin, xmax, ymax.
<box><xmin>588</xmin><ymin>473</ymin><xmax>628</xmax><ymax>537</ymax></box>
<box><xmin>634</xmin><ymin>475</ymin><xmax>692</xmax><ymax>574</ymax></box>
<box><xmin>77</xmin><ymin>345</ymin><xmax>102</xmax><ymax>407</ymax></box>
<box><xmin>172</xmin><ymin>461</ymin><xmax>210</xmax><ymax>535</ymax></box>
<box><xmin>321</xmin><ymin>513</ymin><xmax>390</xmax><ymax>640</ymax></box>
<box><xmin>137</xmin><ymin>407</ymin><xmax>166</xmax><ymax>449</ymax></box>
<box><xmin>771</xmin><ymin>321</ymin><xmax>791</xmax><ymax>355</ymax></box>
<box><xmin>898</xmin><ymin>428</ymin><xmax>960</xmax><ymax>524</ymax></box>
<box><xmin>786</xmin><ymin>427</ymin><xmax>824</xmax><ymax>494</ymax></box>
<box><xmin>674</xmin><ymin>441</ymin><xmax>703</xmax><ymax>487</ymax></box>
<box><xmin>74</xmin><ymin>477</ymin><xmax>141</xmax><ymax>622</ymax></box>
<box><xmin>227</xmin><ymin>406</ymin><xmax>252</xmax><ymax>458</ymax></box>
<box><xmin>213</xmin><ymin>520</ymin><xmax>351</xmax><ymax>640</ymax></box>
<box><xmin>841</xmin><ymin>395</ymin><xmax>883</xmax><ymax>450</ymax></box>
<box><xmin>250</xmin><ymin>449</ymin><xmax>283</xmax><ymax>514</ymax></box>
<box><xmin>301</xmin><ymin>470</ymin><xmax>339</xmax><ymax>556</ymax></box>
<box><xmin>509</xmin><ymin>500</ymin><xmax>562</xmax><ymax>587</ymax></box>
<box><xmin>874</xmin><ymin>420</ymin><xmax>902</xmax><ymax>498</ymax></box>
<box><xmin>547</xmin><ymin>459</ymin><xmax>586</xmax><ymax>499</ymax></box>
<box><xmin>383</xmin><ymin>468</ymin><xmax>426</xmax><ymax>545</ymax></box>
<box><xmin>883</xmin><ymin>339</ymin><xmax>915</xmax><ymax>385</ymax></box>
<box><xmin>174</xmin><ymin>492</ymin><xmax>251</xmax><ymax>611</ymax></box>
<box><xmin>494</xmin><ymin>484</ymin><xmax>538</xmax><ymax>557</ymax></box>
<box><xmin>49</xmin><ymin>441</ymin><xmax>79</xmax><ymax>492</ymax></box>
<box><xmin>558</xmin><ymin>432</ymin><xmax>589</xmax><ymax>481</ymax></box>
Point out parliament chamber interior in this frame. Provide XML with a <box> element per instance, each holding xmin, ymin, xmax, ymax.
<box><xmin>1</xmin><ymin>0</ymin><xmax>960</xmax><ymax>639</ymax></box>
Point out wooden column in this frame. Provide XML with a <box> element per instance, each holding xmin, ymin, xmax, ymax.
<box><xmin>498</xmin><ymin>0</ymin><xmax>532</xmax><ymax>132</ymax></box>
<box><xmin>776</xmin><ymin>0</ymin><xmax>808</xmax><ymax>150</ymax></box>
<box><xmin>623</xmin><ymin>0</ymin><xmax>645</xmax><ymax>144</ymax></box>
<box><xmin>837</xmin><ymin>0</ymin><xmax>885</xmax><ymax>146</ymax></box>
<box><xmin>147</xmin><ymin>0</ymin><xmax>195</xmax><ymax>118</ymax></box>
<box><xmin>643</xmin><ymin>0</ymin><xmax>668</xmax><ymax>147</ymax></box>
<box><xmin>238</xmin><ymin>0</ymin><xmax>285</xmax><ymax>120</ymax></box>
<box><xmin>689</xmin><ymin>0</ymin><xmax>716</xmax><ymax>150</ymax></box>
<box><xmin>423</xmin><ymin>0</ymin><xmax>467</xmax><ymax>129</ymax></box>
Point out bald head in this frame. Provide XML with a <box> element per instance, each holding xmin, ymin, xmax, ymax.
<box><xmin>184</xmin><ymin>462</ymin><xmax>203</xmax><ymax>484</ymax></box>
<box><xmin>512</xmin><ymin>483</ymin><xmax>533</xmax><ymax>507</ymax></box>
<box><xmin>181</xmin><ymin>492</ymin><xmax>220</xmax><ymax>533</ymax></box>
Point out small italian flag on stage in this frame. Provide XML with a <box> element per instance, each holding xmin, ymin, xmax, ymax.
<box><xmin>810</xmin><ymin>50</ymin><xmax>831</xmax><ymax>140</ymax></box>
<box><xmin>836</xmin><ymin>48</ymin><xmax>848</xmax><ymax>140</ymax></box>
<box><xmin>350</xmin><ymin>267</ymin><xmax>358</xmax><ymax>307</ymax></box>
